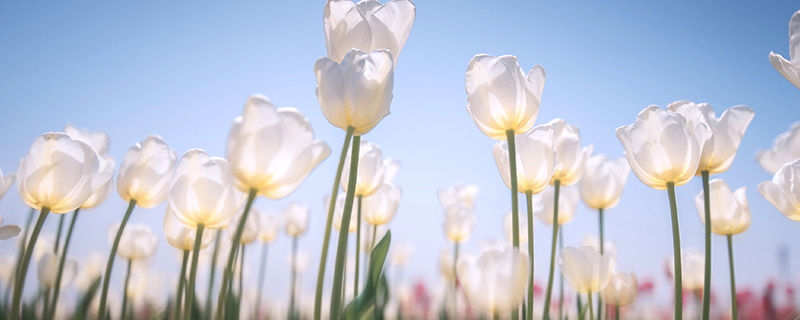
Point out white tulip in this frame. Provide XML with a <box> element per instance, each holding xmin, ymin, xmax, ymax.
<box><xmin>548</xmin><ymin>119</ymin><xmax>593</xmax><ymax>186</ymax></box>
<box><xmin>457</xmin><ymin>246</ymin><xmax>529</xmax><ymax>314</ymax></box>
<box><xmin>64</xmin><ymin>123</ymin><xmax>110</xmax><ymax>155</ymax></box>
<box><xmin>579</xmin><ymin>155</ymin><xmax>630</xmax><ymax>210</ymax></box>
<box><xmin>327</xmin><ymin>193</ymin><xmax>358</xmax><ymax>233</ymax></box>
<box><xmin>558</xmin><ymin>246</ymin><xmax>615</xmax><ymax>293</ymax></box>
<box><xmin>581</xmin><ymin>234</ymin><xmax>617</xmax><ymax>258</ymax></box>
<box><xmin>109</xmin><ymin>223</ymin><xmax>158</xmax><ymax>261</ymax></box>
<box><xmin>37</xmin><ymin>253</ymin><xmax>77</xmax><ymax>288</ymax></box>
<box><xmin>756</xmin><ymin>122</ymin><xmax>800</xmax><ymax>174</ymax></box>
<box><xmin>81</xmin><ymin>154</ymin><xmax>116</xmax><ymax>209</ymax></box>
<box><xmin>494</xmin><ymin>124</ymin><xmax>556</xmax><ymax>194</ymax></box>
<box><xmin>694</xmin><ymin>179</ymin><xmax>751</xmax><ymax>235</ymax></box>
<box><xmin>229</xmin><ymin>207</ymin><xmax>259</xmax><ymax>245</ymax></box>
<box><xmin>758</xmin><ymin>159</ymin><xmax>800</xmax><ymax>221</ymax></box>
<box><xmin>534</xmin><ymin>185</ymin><xmax>579</xmax><ymax>225</ymax></box>
<box><xmin>164</xmin><ymin>206</ymin><xmax>217</xmax><ymax>251</ymax></box>
<box><xmin>116</xmin><ymin>135</ymin><xmax>177</xmax><ymax>208</ymax></box>
<box><xmin>443</xmin><ymin>208</ymin><xmax>475</xmax><ymax>244</ymax></box>
<box><xmin>362</xmin><ymin>183</ymin><xmax>402</xmax><ymax>226</ymax></box>
<box><xmin>284</xmin><ymin>203</ymin><xmax>310</xmax><ymax>237</ymax></box>
<box><xmin>669</xmin><ymin>249</ymin><xmax>704</xmax><ymax>290</ymax></box>
<box><xmin>341</xmin><ymin>140</ymin><xmax>395</xmax><ymax>196</ymax></box>
<box><xmin>0</xmin><ymin>169</ymin><xmax>15</xmax><ymax>201</ymax></box>
<box><xmin>438</xmin><ymin>184</ymin><xmax>479</xmax><ymax>213</ymax></box>
<box><xmin>256</xmin><ymin>208</ymin><xmax>280</xmax><ymax>243</ymax></box>
<box><xmin>769</xmin><ymin>10</ymin><xmax>800</xmax><ymax>90</ymax></box>
<box><xmin>602</xmin><ymin>272</ymin><xmax>638</xmax><ymax>307</ymax></box>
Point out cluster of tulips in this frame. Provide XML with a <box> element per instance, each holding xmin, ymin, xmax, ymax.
<box><xmin>0</xmin><ymin>1</ymin><xmax>799</xmax><ymax>319</ymax></box>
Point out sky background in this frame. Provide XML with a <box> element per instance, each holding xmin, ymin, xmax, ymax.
<box><xmin>0</xmin><ymin>0</ymin><xmax>798</xmax><ymax>314</ymax></box>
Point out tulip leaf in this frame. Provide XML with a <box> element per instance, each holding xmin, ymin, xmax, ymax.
<box><xmin>577</xmin><ymin>302</ymin><xmax>590</xmax><ymax>320</ymax></box>
<box><xmin>341</xmin><ymin>230</ymin><xmax>392</xmax><ymax>319</ymax></box>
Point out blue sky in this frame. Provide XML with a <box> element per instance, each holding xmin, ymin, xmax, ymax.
<box><xmin>1</xmin><ymin>0</ymin><xmax>798</xmax><ymax>309</ymax></box>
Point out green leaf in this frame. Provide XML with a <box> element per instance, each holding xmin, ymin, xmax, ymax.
<box><xmin>224</xmin><ymin>292</ymin><xmax>239</xmax><ymax>320</ymax></box>
<box><xmin>341</xmin><ymin>230</ymin><xmax>392</xmax><ymax>319</ymax></box>
<box><xmin>73</xmin><ymin>276</ymin><xmax>102</xmax><ymax>320</ymax></box>
<box><xmin>577</xmin><ymin>302</ymin><xmax>590</xmax><ymax>320</ymax></box>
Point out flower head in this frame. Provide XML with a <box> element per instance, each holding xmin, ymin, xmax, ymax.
<box><xmin>579</xmin><ymin>154</ymin><xmax>630</xmax><ymax>210</ymax></box>
<box><xmin>769</xmin><ymin>10</ymin><xmax>800</xmax><ymax>90</ymax></box>
<box><xmin>695</xmin><ymin>179</ymin><xmax>751</xmax><ymax>235</ymax></box>
<box><xmin>117</xmin><ymin>135</ymin><xmax>176</xmax><ymax>208</ymax></box>
<box><xmin>558</xmin><ymin>246</ymin><xmax>615</xmax><ymax>293</ymax></box>
<box><xmin>758</xmin><ymin>159</ymin><xmax>800</xmax><ymax>221</ymax></box>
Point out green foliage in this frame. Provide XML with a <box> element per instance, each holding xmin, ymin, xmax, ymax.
<box><xmin>341</xmin><ymin>230</ymin><xmax>392</xmax><ymax>320</ymax></box>
<box><xmin>578</xmin><ymin>302</ymin><xmax>590</xmax><ymax>320</ymax></box>
<box><xmin>73</xmin><ymin>276</ymin><xmax>102</xmax><ymax>320</ymax></box>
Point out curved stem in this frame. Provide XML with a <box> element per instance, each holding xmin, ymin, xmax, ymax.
<box><xmin>238</xmin><ymin>244</ymin><xmax>245</xmax><ymax>308</ymax></box>
<box><xmin>453</xmin><ymin>242</ymin><xmax>459</xmax><ymax>319</ymax></box>
<box><xmin>185</xmin><ymin>224</ymin><xmax>205</xmax><ymax>320</ymax></box>
<box><xmin>204</xmin><ymin>231</ymin><xmax>222</xmax><ymax>320</ymax></box>
<box><xmin>98</xmin><ymin>200</ymin><xmax>137</xmax><ymax>319</ymax></box>
<box><xmin>120</xmin><ymin>259</ymin><xmax>132</xmax><ymax>320</ymax></box>
<box><xmin>354</xmin><ymin>195</ymin><xmax>363</xmax><ymax>298</ymax></box>
<box><xmin>215</xmin><ymin>189</ymin><xmax>257</xmax><ymax>320</ymax></box>
<box><xmin>701</xmin><ymin>171</ymin><xmax>711</xmax><ymax>320</ymax></box>
<box><xmin>256</xmin><ymin>242</ymin><xmax>269</xmax><ymax>319</ymax></box>
<box><xmin>667</xmin><ymin>182</ymin><xmax>683</xmax><ymax>320</ymax></box>
<box><xmin>543</xmin><ymin>180</ymin><xmax>561</xmax><ymax>319</ymax></box>
<box><xmin>48</xmin><ymin>209</ymin><xmax>80</xmax><ymax>319</ymax></box>
<box><xmin>559</xmin><ymin>228</ymin><xmax>565</xmax><ymax>320</ymax></box>
<box><xmin>506</xmin><ymin>129</ymin><xmax>520</xmax><ymax>320</ymax></box>
<box><xmin>175</xmin><ymin>250</ymin><xmax>189</xmax><ymax>320</ymax></box>
<box><xmin>727</xmin><ymin>235</ymin><xmax>738</xmax><ymax>320</ymax></box>
<box><xmin>588</xmin><ymin>292</ymin><xmax>595</xmax><ymax>320</ymax></box>
<box><xmin>525</xmin><ymin>191</ymin><xmax>534</xmax><ymax>320</ymax></box>
<box><xmin>289</xmin><ymin>236</ymin><xmax>299</xmax><ymax>319</ymax></box>
<box><xmin>11</xmin><ymin>207</ymin><xmax>50</xmax><ymax>320</ymax></box>
<box><xmin>598</xmin><ymin>208</ymin><xmax>604</xmax><ymax>320</ymax></box>
<box><xmin>314</xmin><ymin>127</ymin><xmax>353</xmax><ymax>320</ymax></box>
<box><xmin>329</xmin><ymin>135</ymin><xmax>361</xmax><ymax>319</ymax></box>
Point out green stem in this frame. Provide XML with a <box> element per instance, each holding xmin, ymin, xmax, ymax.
<box><xmin>256</xmin><ymin>242</ymin><xmax>269</xmax><ymax>319</ymax></box>
<box><xmin>341</xmin><ymin>247</ymin><xmax>348</xmax><ymax>304</ymax></box>
<box><xmin>543</xmin><ymin>180</ymin><xmax>561</xmax><ymax>319</ymax></box>
<box><xmin>701</xmin><ymin>171</ymin><xmax>711</xmax><ymax>320</ymax></box>
<box><xmin>289</xmin><ymin>236</ymin><xmax>299</xmax><ymax>319</ymax></box>
<box><xmin>727</xmin><ymin>235</ymin><xmax>738</xmax><ymax>320</ymax></box>
<box><xmin>453</xmin><ymin>241</ymin><xmax>459</xmax><ymax>319</ymax></box>
<box><xmin>53</xmin><ymin>214</ymin><xmax>65</xmax><ymax>252</ymax></box>
<box><xmin>238</xmin><ymin>244</ymin><xmax>245</xmax><ymax>310</ymax></box>
<box><xmin>42</xmin><ymin>288</ymin><xmax>50</xmax><ymax>319</ymax></box>
<box><xmin>185</xmin><ymin>224</ymin><xmax>205</xmax><ymax>320</ymax></box>
<box><xmin>588</xmin><ymin>292</ymin><xmax>595</xmax><ymax>320</ymax></box>
<box><xmin>215</xmin><ymin>189</ymin><xmax>257</xmax><ymax>320</ymax></box>
<box><xmin>615</xmin><ymin>305</ymin><xmax>619</xmax><ymax>320</ymax></box>
<box><xmin>525</xmin><ymin>191</ymin><xmax>534</xmax><ymax>320</ymax></box>
<box><xmin>175</xmin><ymin>250</ymin><xmax>189</xmax><ymax>320</ymax></box>
<box><xmin>205</xmin><ymin>231</ymin><xmax>222</xmax><ymax>320</ymax></box>
<box><xmin>577</xmin><ymin>293</ymin><xmax>582</xmax><ymax>317</ymax></box>
<box><xmin>354</xmin><ymin>195</ymin><xmax>363</xmax><ymax>298</ymax></box>
<box><xmin>506</xmin><ymin>129</ymin><xmax>520</xmax><ymax>320</ymax></box>
<box><xmin>120</xmin><ymin>259</ymin><xmax>132</xmax><ymax>320</ymax></box>
<box><xmin>10</xmin><ymin>207</ymin><xmax>50</xmax><ymax>320</ymax></box>
<box><xmin>559</xmin><ymin>228</ymin><xmax>564</xmax><ymax>320</ymax></box>
<box><xmin>329</xmin><ymin>135</ymin><xmax>362</xmax><ymax>319</ymax></box>
<box><xmin>667</xmin><ymin>182</ymin><xmax>683</xmax><ymax>320</ymax></box>
<box><xmin>48</xmin><ymin>209</ymin><xmax>80</xmax><ymax>319</ymax></box>
<box><xmin>98</xmin><ymin>200</ymin><xmax>137</xmax><ymax>319</ymax></box>
<box><xmin>7</xmin><ymin>208</ymin><xmax>35</xmax><ymax>307</ymax></box>
<box><xmin>314</xmin><ymin>127</ymin><xmax>353</xmax><ymax>320</ymax></box>
<box><xmin>598</xmin><ymin>208</ymin><xmax>604</xmax><ymax>320</ymax></box>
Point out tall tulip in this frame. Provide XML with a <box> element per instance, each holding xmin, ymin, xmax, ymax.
<box><xmin>323</xmin><ymin>0</ymin><xmax>415</xmax><ymax>66</ymax></box>
<box><xmin>13</xmin><ymin>133</ymin><xmax>109</xmax><ymax>320</ymax></box>
<box><xmin>223</xmin><ymin>94</ymin><xmax>329</xmax><ymax>319</ymax></box>
<box><xmin>442</xmin><ymin>206</ymin><xmax>475</xmax><ymax>318</ymax></box>
<box><xmin>769</xmin><ymin>10</ymin><xmax>800</xmax><ymax>90</ymax></box>
<box><xmin>559</xmin><ymin>246</ymin><xmax>615</xmax><ymax>320</ymax></box>
<box><xmin>616</xmin><ymin>105</ymin><xmax>707</xmax><ymax>319</ymax></box>
<box><xmin>100</xmin><ymin>134</ymin><xmax>175</xmax><ymax>319</ymax></box>
<box><xmin>284</xmin><ymin>202</ymin><xmax>309</xmax><ymax>318</ymax></box>
<box><xmin>457</xmin><ymin>246</ymin><xmax>530</xmax><ymax>317</ymax></box>
<box><xmin>756</xmin><ymin>122</ymin><xmax>800</xmax><ymax>174</ymax></box>
<box><xmin>694</xmin><ymin>179</ymin><xmax>750</xmax><ymax>319</ymax></box>
<box><xmin>255</xmin><ymin>209</ymin><xmax>279</xmax><ymax>317</ymax></box>
<box><xmin>759</xmin><ymin>158</ymin><xmax>800</xmax><ymax>220</ymax></box>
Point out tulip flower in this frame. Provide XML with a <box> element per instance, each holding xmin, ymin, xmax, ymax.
<box><xmin>341</xmin><ymin>141</ymin><xmax>396</xmax><ymax>197</ymax></box>
<box><xmin>439</xmin><ymin>248</ymin><xmax>455</xmax><ymax>281</ymax></box>
<box><xmin>457</xmin><ymin>246</ymin><xmax>530</xmax><ymax>316</ymax></box>
<box><xmin>616</xmin><ymin>105</ymin><xmax>708</xmax><ymax>319</ymax></box>
<box><xmin>581</xmin><ymin>235</ymin><xmax>618</xmax><ymax>258</ymax></box>
<box><xmin>443</xmin><ymin>208</ymin><xmax>476</xmax><ymax>244</ymax></box>
<box><xmin>37</xmin><ymin>253</ymin><xmax>77</xmax><ymax>288</ymax></box>
<box><xmin>0</xmin><ymin>169</ymin><xmax>15</xmax><ymax>201</ymax></box>
<box><xmin>12</xmin><ymin>133</ymin><xmax>110</xmax><ymax>320</ymax></box>
<box><xmin>669</xmin><ymin>249</ymin><xmax>705</xmax><ymax>291</ymax></box>
<box><xmin>282</xmin><ymin>202</ymin><xmax>309</xmax><ymax>318</ymax></box>
<box><xmin>73</xmin><ymin>253</ymin><xmax>105</xmax><ymax>292</ymax></box>
<box><xmin>329</xmin><ymin>193</ymin><xmax>359</xmax><ymax>233</ymax></box>
<box><xmin>759</xmin><ymin>159</ymin><xmax>800</xmax><ymax>222</ymax></box>
<box><xmin>254</xmin><ymin>208</ymin><xmax>279</xmax><ymax>317</ymax></box>
<box><xmin>695</xmin><ymin>179</ymin><xmax>750</xmax><ymax>319</ymax></box>
<box><xmin>602</xmin><ymin>272</ymin><xmax>638</xmax><ymax>314</ymax></box>
<box><xmin>65</xmin><ymin>123</ymin><xmax>110</xmax><ymax>154</ymax></box>
<box><xmin>756</xmin><ymin>122</ymin><xmax>800</xmax><ymax>174</ymax></box>
<box><xmin>534</xmin><ymin>185</ymin><xmax>579</xmax><ymax>226</ymax></box>
<box><xmin>323</xmin><ymin>0</ymin><xmax>416</xmax><ymax>65</ymax></box>
<box><xmin>362</xmin><ymin>183</ymin><xmax>402</xmax><ymax>227</ymax></box>
<box><xmin>107</xmin><ymin>222</ymin><xmax>157</xmax><ymax>320</ymax></box>
<box><xmin>769</xmin><ymin>10</ymin><xmax>800</xmax><ymax>90</ymax></box>
<box><xmin>438</xmin><ymin>184</ymin><xmax>479</xmax><ymax>213</ymax></box>
<box><xmin>224</xmin><ymin>94</ymin><xmax>329</xmax><ymax>320</ymax></box>
<box><xmin>315</xmin><ymin>49</ymin><xmax>395</xmax><ymax>137</ymax></box>
<box><xmin>559</xmin><ymin>246</ymin><xmax>615</xmax><ymax>320</ymax></box>
<box><xmin>667</xmin><ymin>101</ymin><xmax>753</xmax><ymax>319</ymax></box>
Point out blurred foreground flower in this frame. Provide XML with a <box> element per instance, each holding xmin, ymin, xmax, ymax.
<box><xmin>602</xmin><ymin>272</ymin><xmax>638</xmax><ymax>307</ymax></box>
<box><xmin>457</xmin><ymin>246</ymin><xmax>529</xmax><ymax>316</ymax></box>
<box><xmin>37</xmin><ymin>253</ymin><xmax>77</xmax><ymax>288</ymax></box>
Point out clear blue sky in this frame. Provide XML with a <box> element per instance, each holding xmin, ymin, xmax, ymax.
<box><xmin>1</xmin><ymin>0</ymin><xmax>798</xmax><ymax>309</ymax></box>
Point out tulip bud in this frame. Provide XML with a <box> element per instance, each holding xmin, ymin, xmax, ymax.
<box><xmin>443</xmin><ymin>208</ymin><xmax>475</xmax><ymax>244</ymax></box>
<box><xmin>256</xmin><ymin>208</ymin><xmax>280</xmax><ymax>243</ymax></box>
<box><xmin>284</xmin><ymin>203</ymin><xmax>310</xmax><ymax>237</ymax></box>
<box><xmin>362</xmin><ymin>183</ymin><xmax>402</xmax><ymax>226</ymax></box>
<box><xmin>579</xmin><ymin>155</ymin><xmax>630</xmax><ymax>210</ymax></box>
<box><xmin>117</xmin><ymin>135</ymin><xmax>177</xmax><ymax>208</ymax></box>
<box><xmin>695</xmin><ymin>179</ymin><xmax>751</xmax><ymax>235</ymax></box>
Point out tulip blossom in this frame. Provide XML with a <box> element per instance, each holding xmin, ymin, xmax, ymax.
<box><xmin>0</xmin><ymin>169</ymin><xmax>16</xmax><ymax>201</ymax></box>
<box><xmin>227</xmin><ymin>94</ymin><xmax>330</xmax><ymax>199</ymax></box>
<box><xmin>256</xmin><ymin>209</ymin><xmax>280</xmax><ymax>243</ymax></box>
<box><xmin>116</xmin><ymin>135</ymin><xmax>176</xmax><ymax>208</ymax></box>
<box><xmin>581</xmin><ymin>234</ymin><xmax>617</xmax><ymax>258</ymax></box>
<box><xmin>443</xmin><ymin>208</ymin><xmax>476</xmax><ymax>244</ymax></box>
<box><xmin>0</xmin><ymin>217</ymin><xmax>20</xmax><ymax>241</ymax></box>
<box><xmin>438</xmin><ymin>184</ymin><xmax>479</xmax><ymax>213</ymax></box>
<box><xmin>18</xmin><ymin>133</ymin><xmax>110</xmax><ymax>213</ymax></box>
<box><xmin>163</xmin><ymin>206</ymin><xmax>217</xmax><ymax>251</ymax></box>
<box><xmin>769</xmin><ymin>10</ymin><xmax>800</xmax><ymax>90</ymax></box>
<box><xmin>65</xmin><ymin>123</ymin><xmax>110</xmax><ymax>155</ymax></box>
<box><xmin>602</xmin><ymin>272</ymin><xmax>638</xmax><ymax>307</ymax></box>
<box><xmin>284</xmin><ymin>203</ymin><xmax>310</xmax><ymax>237</ymax></box>
<box><xmin>315</xmin><ymin>49</ymin><xmax>395</xmax><ymax>136</ymax></box>
<box><xmin>323</xmin><ymin>0</ymin><xmax>415</xmax><ymax>65</ymax></box>
<box><xmin>759</xmin><ymin>159</ymin><xmax>800</xmax><ymax>221</ymax></box>
<box><xmin>559</xmin><ymin>246</ymin><xmax>615</xmax><ymax>294</ymax></box>
<box><xmin>616</xmin><ymin>106</ymin><xmax>708</xmax><ymax>190</ymax></box>
<box><xmin>457</xmin><ymin>246</ymin><xmax>530</xmax><ymax>314</ymax></box>
<box><xmin>73</xmin><ymin>253</ymin><xmax>105</xmax><ymax>292</ymax></box>
<box><xmin>494</xmin><ymin>124</ymin><xmax>556</xmax><ymax>194</ymax></box>
<box><xmin>579</xmin><ymin>155</ymin><xmax>630</xmax><ymax>210</ymax></box>
<box><xmin>81</xmin><ymin>155</ymin><xmax>116</xmax><ymax>209</ymax></box>
<box><xmin>694</xmin><ymin>179</ymin><xmax>751</xmax><ymax>235</ymax></box>
<box><xmin>340</xmin><ymin>141</ymin><xmax>396</xmax><ymax>196</ymax></box>
<box><xmin>503</xmin><ymin>211</ymin><xmax>529</xmax><ymax>245</ymax></box>
<box><xmin>534</xmin><ymin>185</ymin><xmax>579</xmax><ymax>225</ymax></box>
<box><xmin>362</xmin><ymin>183</ymin><xmax>402</xmax><ymax>226</ymax></box>
<box><xmin>756</xmin><ymin>122</ymin><xmax>800</xmax><ymax>174</ymax></box>
<box><xmin>439</xmin><ymin>248</ymin><xmax>455</xmax><ymax>281</ymax></box>
<box><xmin>37</xmin><ymin>253</ymin><xmax>77</xmax><ymax>288</ymax></box>
<box><xmin>548</xmin><ymin>119</ymin><xmax>593</xmax><ymax>186</ymax></box>
<box><xmin>666</xmin><ymin>101</ymin><xmax>754</xmax><ymax>175</ymax></box>
<box><xmin>670</xmin><ymin>250</ymin><xmax>705</xmax><ymax>291</ymax></box>
<box><xmin>169</xmin><ymin>149</ymin><xmax>241</xmax><ymax>230</ymax></box>
<box><xmin>109</xmin><ymin>223</ymin><xmax>158</xmax><ymax>261</ymax></box>
<box><xmin>328</xmin><ymin>193</ymin><xmax>359</xmax><ymax>233</ymax></box>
